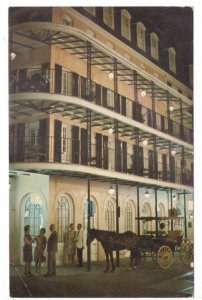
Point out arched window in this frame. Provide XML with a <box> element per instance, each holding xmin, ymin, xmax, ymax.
<box><xmin>141</xmin><ymin>202</ymin><xmax>152</xmax><ymax>234</ymax></box>
<box><xmin>121</xmin><ymin>9</ymin><xmax>131</xmax><ymax>40</ymax></box>
<box><xmin>24</xmin><ymin>193</ymin><xmax>43</xmax><ymax>237</ymax></box>
<box><xmin>83</xmin><ymin>199</ymin><xmax>97</xmax><ymax>230</ymax></box>
<box><xmin>168</xmin><ymin>47</ymin><xmax>176</xmax><ymax>73</ymax></box>
<box><xmin>137</xmin><ymin>22</ymin><xmax>146</xmax><ymax>51</ymax></box>
<box><xmin>103</xmin><ymin>7</ymin><xmax>114</xmax><ymax>29</ymax></box>
<box><xmin>158</xmin><ymin>202</ymin><xmax>165</xmax><ymax>218</ymax></box>
<box><xmin>56</xmin><ymin>195</ymin><xmax>70</xmax><ymax>243</ymax></box>
<box><xmin>124</xmin><ymin>201</ymin><xmax>133</xmax><ymax>231</ymax></box>
<box><xmin>105</xmin><ymin>199</ymin><xmax>115</xmax><ymax>231</ymax></box>
<box><xmin>150</xmin><ymin>32</ymin><xmax>159</xmax><ymax>61</ymax></box>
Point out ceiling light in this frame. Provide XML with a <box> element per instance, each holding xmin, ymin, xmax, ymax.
<box><xmin>140</xmin><ymin>90</ymin><xmax>146</xmax><ymax>97</ymax></box>
<box><xmin>169</xmin><ymin>105</ymin><xmax>174</xmax><ymax>112</ymax></box>
<box><xmin>142</xmin><ymin>139</ymin><xmax>148</xmax><ymax>147</ymax></box>
<box><xmin>172</xmin><ymin>194</ymin><xmax>177</xmax><ymax>201</ymax></box>
<box><xmin>171</xmin><ymin>149</ymin><xmax>176</xmax><ymax>156</ymax></box>
<box><xmin>108</xmin><ymin>127</ymin><xmax>114</xmax><ymax>134</ymax></box>
<box><xmin>144</xmin><ymin>190</ymin><xmax>150</xmax><ymax>199</ymax></box>
<box><xmin>10</xmin><ymin>51</ymin><xmax>16</xmax><ymax>61</ymax></box>
<box><xmin>108</xmin><ymin>186</ymin><xmax>115</xmax><ymax>195</ymax></box>
<box><xmin>108</xmin><ymin>72</ymin><xmax>114</xmax><ymax>80</ymax></box>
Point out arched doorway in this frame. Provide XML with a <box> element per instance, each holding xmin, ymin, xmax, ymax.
<box><xmin>20</xmin><ymin>191</ymin><xmax>47</xmax><ymax>264</ymax></box>
<box><xmin>141</xmin><ymin>202</ymin><xmax>152</xmax><ymax>234</ymax></box>
<box><xmin>56</xmin><ymin>193</ymin><xmax>74</xmax><ymax>265</ymax></box>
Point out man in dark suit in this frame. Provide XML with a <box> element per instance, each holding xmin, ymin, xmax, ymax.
<box><xmin>45</xmin><ymin>224</ymin><xmax>58</xmax><ymax>276</ymax></box>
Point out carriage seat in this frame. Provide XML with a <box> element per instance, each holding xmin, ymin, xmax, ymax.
<box><xmin>166</xmin><ymin>230</ymin><xmax>183</xmax><ymax>243</ymax></box>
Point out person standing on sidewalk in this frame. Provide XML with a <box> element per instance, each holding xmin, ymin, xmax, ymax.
<box><xmin>66</xmin><ymin>223</ymin><xmax>76</xmax><ymax>266</ymax></box>
<box><xmin>34</xmin><ymin>227</ymin><xmax>47</xmax><ymax>275</ymax></box>
<box><xmin>75</xmin><ymin>223</ymin><xmax>84</xmax><ymax>267</ymax></box>
<box><xmin>45</xmin><ymin>224</ymin><xmax>58</xmax><ymax>276</ymax></box>
<box><xmin>23</xmin><ymin>225</ymin><xmax>34</xmax><ymax>277</ymax></box>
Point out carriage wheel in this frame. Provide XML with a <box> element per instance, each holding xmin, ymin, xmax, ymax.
<box><xmin>157</xmin><ymin>245</ymin><xmax>173</xmax><ymax>269</ymax></box>
<box><xmin>180</xmin><ymin>238</ymin><xmax>193</xmax><ymax>265</ymax></box>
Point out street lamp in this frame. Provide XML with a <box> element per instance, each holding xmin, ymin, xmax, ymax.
<box><xmin>144</xmin><ymin>190</ymin><xmax>150</xmax><ymax>199</ymax></box>
<box><xmin>108</xmin><ymin>186</ymin><xmax>115</xmax><ymax>195</ymax></box>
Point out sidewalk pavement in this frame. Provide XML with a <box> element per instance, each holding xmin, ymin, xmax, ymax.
<box><xmin>10</xmin><ymin>257</ymin><xmax>193</xmax><ymax>297</ymax></box>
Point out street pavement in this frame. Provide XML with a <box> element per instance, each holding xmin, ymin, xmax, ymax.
<box><xmin>10</xmin><ymin>257</ymin><xmax>193</xmax><ymax>298</ymax></box>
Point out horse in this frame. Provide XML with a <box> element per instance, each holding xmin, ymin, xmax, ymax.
<box><xmin>87</xmin><ymin>228</ymin><xmax>140</xmax><ymax>273</ymax></box>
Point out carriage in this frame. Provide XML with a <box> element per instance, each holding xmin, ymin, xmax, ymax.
<box><xmin>132</xmin><ymin>216</ymin><xmax>194</xmax><ymax>269</ymax></box>
<box><xmin>87</xmin><ymin>217</ymin><xmax>193</xmax><ymax>272</ymax></box>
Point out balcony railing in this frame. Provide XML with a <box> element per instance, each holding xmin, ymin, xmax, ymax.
<box><xmin>9</xmin><ymin>68</ymin><xmax>193</xmax><ymax>144</ymax></box>
<box><xmin>9</xmin><ymin>135</ymin><xmax>193</xmax><ymax>186</ymax></box>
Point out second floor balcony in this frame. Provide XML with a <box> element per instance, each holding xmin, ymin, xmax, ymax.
<box><xmin>9</xmin><ymin>68</ymin><xmax>193</xmax><ymax>145</ymax></box>
<box><xmin>9</xmin><ymin>135</ymin><xmax>193</xmax><ymax>187</ymax></box>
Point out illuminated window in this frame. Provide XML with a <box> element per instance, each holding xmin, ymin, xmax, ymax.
<box><xmin>150</xmin><ymin>32</ymin><xmax>159</xmax><ymax>60</ymax></box>
<box><xmin>121</xmin><ymin>9</ymin><xmax>131</xmax><ymax>40</ymax></box>
<box><xmin>137</xmin><ymin>22</ymin><xmax>146</xmax><ymax>51</ymax></box>
<box><xmin>84</xmin><ymin>7</ymin><xmax>96</xmax><ymax>16</ymax></box>
<box><xmin>168</xmin><ymin>47</ymin><xmax>176</xmax><ymax>73</ymax></box>
<box><xmin>105</xmin><ymin>199</ymin><xmax>115</xmax><ymax>231</ymax></box>
<box><xmin>24</xmin><ymin>193</ymin><xmax>43</xmax><ymax>237</ymax></box>
<box><xmin>57</xmin><ymin>195</ymin><xmax>70</xmax><ymax>243</ymax></box>
<box><xmin>62</xmin><ymin>69</ymin><xmax>72</xmax><ymax>95</ymax></box>
<box><xmin>124</xmin><ymin>201</ymin><xmax>133</xmax><ymax>231</ymax></box>
<box><xmin>103</xmin><ymin>7</ymin><xmax>114</xmax><ymax>29</ymax></box>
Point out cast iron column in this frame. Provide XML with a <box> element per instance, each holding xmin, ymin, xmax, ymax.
<box><xmin>113</xmin><ymin>58</ymin><xmax>120</xmax><ymax>267</ymax></box>
<box><xmin>87</xmin><ymin>177</ymin><xmax>91</xmax><ymax>271</ymax></box>
<box><xmin>151</xmin><ymin>81</ymin><xmax>156</xmax><ymax>129</ymax></box>
<box><xmin>155</xmin><ymin>187</ymin><xmax>158</xmax><ymax>234</ymax></box>
<box><xmin>115</xmin><ymin>179</ymin><xmax>120</xmax><ymax>267</ymax></box>
<box><xmin>183</xmin><ymin>190</ymin><xmax>187</xmax><ymax>238</ymax></box>
<box><xmin>170</xmin><ymin>189</ymin><xmax>174</xmax><ymax>231</ymax></box>
<box><xmin>137</xmin><ymin>183</ymin><xmax>140</xmax><ymax>235</ymax></box>
<box><xmin>86</xmin><ymin>42</ymin><xmax>92</xmax><ymax>271</ymax></box>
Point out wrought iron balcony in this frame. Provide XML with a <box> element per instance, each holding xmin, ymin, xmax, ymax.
<box><xmin>9</xmin><ymin>135</ymin><xmax>193</xmax><ymax>186</ymax></box>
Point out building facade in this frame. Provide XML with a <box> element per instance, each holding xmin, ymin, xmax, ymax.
<box><xmin>9</xmin><ymin>7</ymin><xmax>193</xmax><ymax>266</ymax></box>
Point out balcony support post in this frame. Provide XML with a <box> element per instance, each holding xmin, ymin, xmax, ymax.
<box><xmin>155</xmin><ymin>187</ymin><xmax>158</xmax><ymax>234</ymax></box>
<box><xmin>170</xmin><ymin>189</ymin><xmax>174</xmax><ymax>231</ymax></box>
<box><xmin>151</xmin><ymin>81</ymin><xmax>156</xmax><ymax>129</ymax></box>
<box><xmin>183</xmin><ymin>190</ymin><xmax>187</xmax><ymax>238</ymax></box>
<box><xmin>137</xmin><ymin>183</ymin><xmax>140</xmax><ymax>235</ymax></box>
<box><xmin>86</xmin><ymin>42</ymin><xmax>92</xmax><ymax>272</ymax></box>
<box><xmin>115</xmin><ymin>179</ymin><xmax>120</xmax><ymax>267</ymax></box>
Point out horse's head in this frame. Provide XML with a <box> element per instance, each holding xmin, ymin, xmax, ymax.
<box><xmin>87</xmin><ymin>228</ymin><xmax>96</xmax><ymax>246</ymax></box>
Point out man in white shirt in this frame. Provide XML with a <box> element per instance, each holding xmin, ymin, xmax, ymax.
<box><xmin>75</xmin><ymin>223</ymin><xmax>84</xmax><ymax>267</ymax></box>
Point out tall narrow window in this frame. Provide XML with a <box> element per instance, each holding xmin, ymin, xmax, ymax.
<box><xmin>103</xmin><ymin>7</ymin><xmax>114</xmax><ymax>29</ymax></box>
<box><xmin>124</xmin><ymin>201</ymin><xmax>133</xmax><ymax>231</ymax></box>
<box><xmin>24</xmin><ymin>193</ymin><xmax>43</xmax><ymax>237</ymax></box>
<box><xmin>150</xmin><ymin>32</ymin><xmax>159</xmax><ymax>61</ymax></box>
<box><xmin>105</xmin><ymin>200</ymin><xmax>115</xmax><ymax>231</ymax></box>
<box><xmin>141</xmin><ymin>202</ymin><xmax>152</xmax><ymax>234</ymax></box>
<box><xmin>168</xmin><ymin>47</ymin><xmax>176</xmax><ymax>73</ymax></box>
<box><xmin>137</xmin><ymin>22</ymin><xmax>146</xmax><ymax>51</ymax></box>
<box><xmin>121</xmin><ymin>9</ymin><xmax>131</xmax><ymax>40</ymax></box>
<box><xmin>62</xmin><ymin>69</ymin><xmax>72</xmax><ymax>95</ymax></box>
<box><xmin>57</xmin><ymin>195</ymin><xmax>70</xmax><ymax>243</ymax></box>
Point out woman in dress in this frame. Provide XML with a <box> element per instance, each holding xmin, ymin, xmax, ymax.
<box><xmin>23</xmin><ymin>225</ymin><xmax>34</xmax><ymax>276</ymax></box>
<box><xmin>34</xmin><ymin>227</ymin><xmax>47</xmax><ymax>274</ymax></box>
<box><xmin>66</xmin><ymin>223</ymin><xmax>76</xmax><ymax>266</ymax></box>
